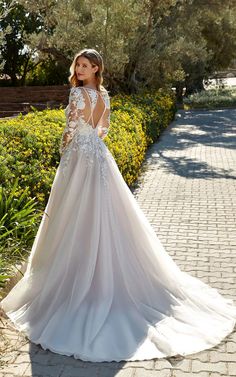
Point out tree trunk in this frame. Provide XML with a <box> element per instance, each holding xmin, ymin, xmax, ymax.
<box><xmin>175</xmin><ymin>82</ymin><xmax>185</xmax><ymax>103</ymax></box>
<box><xmin>20</xmin><ymin>56</ymin><xmax>30</xmax><ymax>86</ymax></box>
<box><xmin>10</xmin><ymin>72</ymin><xmax>18</xmax><ymax>86</ymax></box>
<box><xmin>185</xmin><ymin>75</ymin><xmax>205</xmax><ymax>96</ymax></box>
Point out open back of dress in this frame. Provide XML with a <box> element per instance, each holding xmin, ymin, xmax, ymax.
<box><xmin>59</xmin><ymin>86</ymin><xmax>110</xmax><ymax>156</ymax></box>
<box><xmin>81</xmin><ymin>88</ymin><xmax>107</xmax><ymax>129</ymax></box>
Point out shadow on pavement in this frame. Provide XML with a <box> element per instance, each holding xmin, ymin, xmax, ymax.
<box><xmin>142</xmin><ymin>108</ymin><xmax>236</xmax><ymax>180</ymax></box>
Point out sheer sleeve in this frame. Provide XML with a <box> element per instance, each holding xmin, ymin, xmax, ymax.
<box><xmin>98</xmin><ymin>91</ymin><xmax>110</xmax><ymax>140</ymax></box>
<box><xmin>59</xmin><ymin>87</ymin><xmax>84</xmax><ymax>156</ymax></box>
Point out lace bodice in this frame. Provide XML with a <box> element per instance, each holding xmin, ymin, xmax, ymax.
<box><xmin>59</xmin><ymin>86</ymin><xmax>112</xmax><ymax>186</ymax></box>
<box><xmin>59</xmin><ymin>86</ymin><xmax>110</xmax><ymax>156</ymax></box>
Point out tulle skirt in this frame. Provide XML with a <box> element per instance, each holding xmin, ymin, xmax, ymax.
<box><xmin>1</xmin><ymin>138</ymin><xmax>236</xmax><ymax>362</ymax></box>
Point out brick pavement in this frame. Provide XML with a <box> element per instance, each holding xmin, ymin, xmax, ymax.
<box><xmin>1</xmin><ymin>108</ymin><xmax>236</xmax><ymax>376</ymax></box>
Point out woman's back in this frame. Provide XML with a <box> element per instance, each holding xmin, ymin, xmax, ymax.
<box><xmin>67</xmin><ymin>87</ymin><xmax>109</xmax><ymax>127</ymax></box>
<box><xmin>60</xmin><ymin>86</ymin><xmax>110</xmax><ymax>156</ymax></box>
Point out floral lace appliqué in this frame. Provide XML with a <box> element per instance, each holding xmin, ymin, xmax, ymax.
<box><xmin>60</xmin><ymin>123</ymin><xmax>109</xmax><ymax>188</ymax></box>
<box><xmin>59</xmin><ymin>87</ymin><xmax>111</xmax><ymax>188</ymax></box>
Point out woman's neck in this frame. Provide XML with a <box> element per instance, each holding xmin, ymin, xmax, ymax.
<box><xmin>82</xmin><ymin>79</ymin><xmax>97</xmax><ymax>90</ymax></box>
<box><xmin>83</xmin><ymin>85</ymin><xmax>97</xmax><ymax>90</ymax></box>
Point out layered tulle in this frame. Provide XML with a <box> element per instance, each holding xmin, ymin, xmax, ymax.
<box><xmin>1</xmin><ymin>135</ymin><xmax>236</xmax><ymax>362</ymax></box>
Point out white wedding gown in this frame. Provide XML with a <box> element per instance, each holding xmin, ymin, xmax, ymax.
<box><xmin>1</xmin><ymin>86</ymin><xmax>236</xmax><ymax>362</ymax></box>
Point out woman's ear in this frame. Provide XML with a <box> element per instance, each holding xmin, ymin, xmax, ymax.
<box><xmin>93</xmin><ymin>65</ymin><xmax>99</xmax><ymax>74</ymax></box>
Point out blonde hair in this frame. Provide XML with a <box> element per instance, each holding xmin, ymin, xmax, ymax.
<box><xmin>69</xmin><ymin>49</ymin><xmax>105</xmax><ymax>92</ymax></box>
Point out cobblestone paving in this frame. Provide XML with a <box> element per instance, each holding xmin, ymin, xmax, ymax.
<box><xmin>1</xmin><ymin>108</ymin><xmax>236</xmax><ymax>376</ymax></box>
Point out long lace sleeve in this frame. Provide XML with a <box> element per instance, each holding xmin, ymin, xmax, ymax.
<box><xmin>59</xmin><ymin>87</ymin><xmax>84</xmax><ymax>156</ymax></box>
<box><xmin>98</xmin><ymin>91</ymin><xmax>110</xmax><ymax>140</ymax></box>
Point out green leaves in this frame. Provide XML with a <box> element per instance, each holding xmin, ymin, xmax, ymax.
<box><xmin>0</xmin><ymin>177</ymin><xmax>43</xmax><ymax>244</ymax></box>
<box><xmin>0</xmin><ymin>178</ymin><xmax>43</xmax><ymax>290</ymax></box>
<box><xmin>183</xmin><ymin>87</ymin><xmax>236</xmax><ymax>109</ymax></box>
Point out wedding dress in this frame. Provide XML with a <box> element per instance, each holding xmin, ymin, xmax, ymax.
<box><xmin>1</xmin><ymin>86</ymin><xmax>236</xmax><ymax>362</ymax></box>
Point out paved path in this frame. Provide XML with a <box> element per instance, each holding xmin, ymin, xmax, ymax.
<box><xmin>1</xmin><ymin>108</ymin><xmax>236</xmax><ymax>376</ymax></box>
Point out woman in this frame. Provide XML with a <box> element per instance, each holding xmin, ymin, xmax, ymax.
<box><xmin>1</xmin><ymin>48</ymin><xmax>236</xmax><ymax>362</ymax></box>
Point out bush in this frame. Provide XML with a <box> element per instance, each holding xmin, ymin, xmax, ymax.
<box><xmin>183</xmin><ymin>88</ymin><xmax>236</xmax><ymax>109</ymax></box>
<box><xmin>0</xmin><ymin>178</ymin><xmax>43</xmax><ymax>289</ymax></box>
<box><xmin>0</xmin><ymin>108</ymin><xmax>65</xmax><ymax>208</ymax></box>
<box><xmin>112</xmin><ymin>89</ymin><xmax>176</xmax><ymax>146</ymax></box>
<box><xmin>0</xmin><ymin>177</ymin><xmax>42</xmax><ymax>245</ymax></box>
<box><xmin>26</xmin><ymin>58</ymin><xmax>68</xmax><ymax>86</ymax></box>
<box><xmin>106</xmin><ymin>108</ymin><xmax>147</xmax><ymax>185</ymax></box>
<box><xmin>0</xmin><ymin>90</ymin><xmax>176</xmax><ymax>208</ymax></box>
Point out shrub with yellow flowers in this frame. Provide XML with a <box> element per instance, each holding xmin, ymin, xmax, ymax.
<box><xmin>0</xmin><ymin>91</ymin><xmax>176</xmax><ymax>210</ymax></box>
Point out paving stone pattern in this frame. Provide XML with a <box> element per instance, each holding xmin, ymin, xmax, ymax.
<box><xmin>1</xmin><ymin>108</ymin><xmax>236</xmax><ymax>376</ymax></box>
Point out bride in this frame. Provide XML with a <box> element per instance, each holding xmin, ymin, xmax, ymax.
<box><xmin>1</xmin><ymin>48</ymin><xmax>236</xmax><ymax>362</ymax></box>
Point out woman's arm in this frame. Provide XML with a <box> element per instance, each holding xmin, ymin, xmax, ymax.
<box><xmin>59</xmin><ymin>87</ymin><xmax>84</xmax><ymax>156</ymax></box>
<box><xmin>98</xmin><ymin>91</ymin><xmax>110</xmax><ymax>140</ymax></box>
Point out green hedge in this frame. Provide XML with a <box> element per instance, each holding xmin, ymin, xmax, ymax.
<box><xmin>183</xmin><ymin>88</ymin><xmax>236</xmax><ymax>109</ymax></box>
<box><xmin>0</xmin><ymin>90</ymin><xmax>176</xmax><ymax>210</ymax></box>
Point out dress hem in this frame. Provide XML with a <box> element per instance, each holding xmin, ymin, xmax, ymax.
<box><xmin>3</xmin><ymin>310</ymin><xmax>236</xmax><ymax>363</ymax></box>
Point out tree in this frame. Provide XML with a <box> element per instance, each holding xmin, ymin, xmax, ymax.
<box><xmin>2</xmin><ymin>0</ymin><xmax>236</xmax><ymax>94</ymax></box>
<box><xmin>141</xmin><ymin>0</ymin><xmax>236</xmax><ymax>98</ymax></box>
<box><xmin>0</xmin><ymin>0</ymin><xmax>42</xmax><ymax>85</ymax></box>
<box><xmin>0</xmin><ymin>0</ymin><xmax>15</xmax><ymax>72</ymax></box>
<box><xmin>18</xmin><ymin>0</ymin><xmax>146</xmax><ymax>91</ymax></box>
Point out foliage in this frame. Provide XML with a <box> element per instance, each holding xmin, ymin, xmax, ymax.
<box><xmin>0</xmin><ymin>256</ymin><xmax>12</xmax><ymax>289</ymax></box>
<box><xmin>1</xmin><ymin>1</ymin><xmax>236</xmax><ymax>92</ymax></box>
<box><xmin>0</xmin><ymin>0</ymin><xmax>15</xmax><ymax>72</ymax></box>
<box><xmin>0</xmin><ymin>178</ymin><xmax>43</xmax><ymax>288</ymax></box>
<box><xmin>0</xmin><ymin>107</ymin><xmax>65</xmax><ymax>206</ymax></box>
<box><xmin>130</xmin><ymin>89</ymin><xmax>177</xmax><ymax>144</ymax></box>
<box><xmin>112</xmin><ymin>89</ymin><xmax>176</xmax><ymax>146</ymax></box>
<box><xmin>0</xmin><ymin>91</ymin><xmax>176</xmax><ymax>207</ymax></box>
<box><xmin>14</xmin><ymin>0</ymin><xmax>145</xmax><ymax>89</ymax></box>
<box><xmin>25</xmin><ymin>57</ymin><xmax>68</xmax><ymax>86</ymax></box>
<box><xmin>0</xmin><ymin>176</ymin><xmax>42</xmax><ymax>244</ymax></box>
<box><xmin>183</xmin><ymin>88</ymin><xmax>236</xmax><ymax>109</ymax></box>
<box><xmin>0</xmin><ymin>0</ymin><xmax>43</xmax><ymax>85</ymax></box>
<box><xmin>139</xmin><ymin>1</ymin><xmax>236</xmax><ymax>99</ymax></box>
<box><xmin>106</xmin><ymin>108</ymin><xmax>147</xmax><ymax>185</ymax></box>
